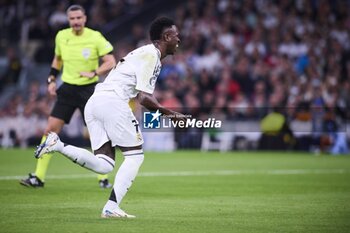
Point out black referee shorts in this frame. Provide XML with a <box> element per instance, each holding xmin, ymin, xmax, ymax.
<box><xmin>51</xmin><ymin>82</ymin><xmax>97</xmax><ymax>124</ymax></box>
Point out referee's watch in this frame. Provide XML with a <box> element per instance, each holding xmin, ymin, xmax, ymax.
<box><xmin>47</xmin><ymin>76</ymin><xmax>56</xmax><ymax>84</ymax></box>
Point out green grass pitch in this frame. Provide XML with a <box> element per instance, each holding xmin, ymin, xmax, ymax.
<box><xmin>0</xmin><ymin>148</ymin><xmax>349</xmax><ymax>233</ymax></box>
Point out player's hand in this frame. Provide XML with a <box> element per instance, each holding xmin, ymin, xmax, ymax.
<box><xmin>80</xmin><ymin>71</ymin><xmax>96</xmax><ymax>79</ymax></box>
<box><xmin>48</xmin><ymin>82</ymin><xmax>57</xmax><ymax>96</ymax></box>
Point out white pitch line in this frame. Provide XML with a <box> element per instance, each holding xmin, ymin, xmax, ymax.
<box><xmin>139</xmin><ymin>169</ymin><xmax>349</xmax><ymax>177</ymax></box>
<box><xmin>0</xmin><ymin>169</ymin><xmax>349</xmax><ymax>181</ymax></box>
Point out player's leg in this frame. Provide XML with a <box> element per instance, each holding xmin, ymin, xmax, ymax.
<box><xmin>101</xmin><ymin>145</ymin><xmax>144</xmax><ymax>218</ymax></box>
<box><xmin>20</xmin><ymin>117</ymin><xmax>65</xmax><ymax>187</ymax></box>
<box><xmin>35</xmin><ymin>133</ymin><xmax>115</xmax><ymax>174</ymax></box>
<box><xmin>34</xmin><ymin>94</ymin><xmax>116</xmax><ymax>174</ymax></box>
<box><xmin>77</xmin><ymin>83</ymin><xmax>111</xmax><ymax>188</ymax></box>
<box><xmin>101</xmin><ymin>105</ymin><xmax>144</xmax><ymax>218</ymax></box>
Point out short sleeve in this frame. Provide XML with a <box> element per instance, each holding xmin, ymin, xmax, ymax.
<box><xmin>135</xmin><ymin>51</ymin><xmax>160</xmax><ymax>94</ymax></box>
<box><xmin>95</xmin><ymin>32</ymin><xmax>113</xmax><ymax>56</ymax></box>
<box><xmin>54</xmin><ymin>31</ymin><xmax>61</xmax><ymax>56</ymax></box>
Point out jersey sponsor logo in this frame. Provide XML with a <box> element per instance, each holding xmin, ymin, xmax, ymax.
<box><xmin>82</xmin><ymin>48</ymin><xmax>91</xmax><ymax>59</ymax></box>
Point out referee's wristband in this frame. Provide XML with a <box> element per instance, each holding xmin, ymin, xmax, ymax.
<box><xmin>49</xmin><ymin>67</ymin><xmax>59</xmax><ymax>77</ymax></box>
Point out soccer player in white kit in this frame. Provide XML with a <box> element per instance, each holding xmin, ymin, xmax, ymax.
<box><xmin>34</xmin><ymin>17</ymin><xmax>184</xmax><ymax>218</ymax></box>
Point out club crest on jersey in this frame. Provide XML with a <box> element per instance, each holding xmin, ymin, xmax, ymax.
<box><xmin>105</xmin><ymin>42</ymin><xmax>112</xmax><ymax>49</ymax></box>
<box><xmin>82</xmin><ymin>48</ymin><xmax>91</xmax><ymax>59</ymax></box>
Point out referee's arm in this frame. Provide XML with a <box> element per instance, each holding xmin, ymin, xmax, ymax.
<box><xmin>79</xmin><ymin>53</ymin><xmax>116</xmax><ymax>78</ymax></box>
<box><xmin>51</xmin><ymin>55</ymin><xmax>63</xmax><ymax>71</ymax></box>
<box><xmin>47</xmin><ymin>55</ymin><xmax>63</xmax><ymax>96</ymax></box>
<box><xmin>96</xmin><ymin>53</ymin><xmax>116</xmax><ymax>76</ymax></box>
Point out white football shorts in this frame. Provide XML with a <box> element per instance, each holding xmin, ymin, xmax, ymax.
<box><xmin>84</xmin><ymin>91</ymin><xmax>143</xmax><ymax>150</ymax></box>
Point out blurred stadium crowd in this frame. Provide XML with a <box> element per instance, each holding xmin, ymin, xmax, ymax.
<box><xmin>0</xmin><ymin>0</ymin><xmax>349</xmax><ymax>153</ymax></box>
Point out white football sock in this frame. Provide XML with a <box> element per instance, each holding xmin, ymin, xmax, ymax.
<box><xmin>103</xmin><ymin>150</ymin><xmax>144</xmax><ymax>211</ymax></box>
<box><xmin>103</xmin><ymin>200</ymin><xmax>118</xmax><ymax>213</ymax></box>
<box><xmin>58</xmin><ymin>145</ymin><xmax>115</xmax><ymax>174</ymax></box>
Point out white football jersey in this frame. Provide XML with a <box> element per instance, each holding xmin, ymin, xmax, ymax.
<box><xmin>95</xmin><ymin>44</ymin><xmax>162</xmax><ymax>101</ymax></box>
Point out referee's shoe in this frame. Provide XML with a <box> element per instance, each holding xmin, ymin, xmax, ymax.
<box><xmin>19</xmin><ymin>173</ymin><xmax>44</xmax><ymax>188</ymax></box>
<box><xmin>99</xmin><ymin>179</ymin><xmax>112</xmax><ymax>189</ymax></box>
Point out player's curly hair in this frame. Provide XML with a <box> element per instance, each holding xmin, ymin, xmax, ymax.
<box><xmin>149</xmin><ymin>17</ymin><xmax>175</xmax><ymax>41</ymax></box>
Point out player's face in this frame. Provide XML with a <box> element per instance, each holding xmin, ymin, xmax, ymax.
<box><xmin>164</xmin><ymin>25</ymin><xmax>180</xmax><ymax>55</ymax></box>
<box><xmin>67</xmin><ymin>10</ymin><xmax>86</xmax><ymax>34</ymax></box>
